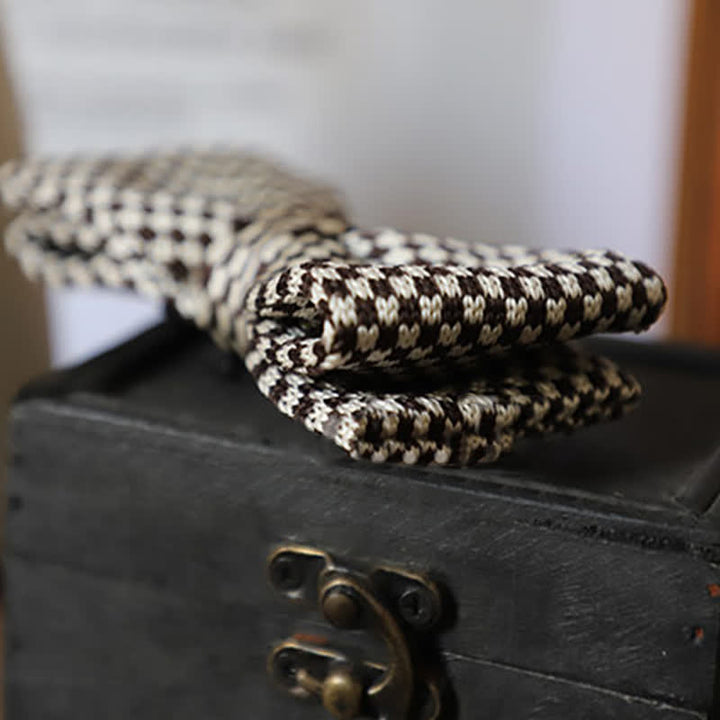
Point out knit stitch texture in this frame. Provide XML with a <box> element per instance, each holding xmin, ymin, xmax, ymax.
<box><xmin>0</xmin><ymin>151</ymin><xmax>667</xmax><ymax>465</ymax></box>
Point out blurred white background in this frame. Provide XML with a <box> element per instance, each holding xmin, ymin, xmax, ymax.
<box><xmin>2</xmin><ymin>0</ymin><xmax>690</xmax><ymax>365</ymax></box>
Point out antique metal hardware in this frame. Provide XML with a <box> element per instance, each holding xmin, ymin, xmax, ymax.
<box><xmin>267</xmin><ymin>545</ymin><xmax>443</xmax><ymax>720</ymax></box>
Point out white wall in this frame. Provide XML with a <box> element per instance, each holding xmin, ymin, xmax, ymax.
<box><xmin>2</xmin><ymin>0</ymin><xmax>689</xmax><ymax>365</ymax></box>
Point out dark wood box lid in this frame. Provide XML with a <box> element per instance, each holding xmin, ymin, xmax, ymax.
<box><xmin>17</xmin><ymin>320</ymin><xmax>720</xmax><ymax>530</ymax></box>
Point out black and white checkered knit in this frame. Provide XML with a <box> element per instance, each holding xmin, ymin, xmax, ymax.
<box><xmin>0</xmin><ymin>151</ymin><xmax>667</xmax><ymax>465</ymax></box>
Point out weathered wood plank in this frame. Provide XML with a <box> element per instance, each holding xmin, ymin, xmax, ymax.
<box><xmin>7</xmin><ymin>397</ymin><xmax>719</xmax><ymax>712</ymax></box>
<box><xmin>5</xmin><ymin>558</ymin><xmax>705</xmax><ymax>720</ymax></box>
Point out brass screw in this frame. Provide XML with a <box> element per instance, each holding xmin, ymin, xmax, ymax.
<box><xmin>398</xmin><ymin>586</ymin><xmax>436</xmax><ymax>628</ymax></box>
<box><xmin>274</xmin><ymin>649</ymin><xmax>297</xmax><ymax>686</ymax></box>
<box><xmin>270</xmin><ymin>553</ymin><xmax>304</xmax><ymax>591</ymax></box>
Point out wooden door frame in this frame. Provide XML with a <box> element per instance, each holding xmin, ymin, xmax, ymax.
<box><xmin>671</xmin><ymin>0</ymin><xmax>720</xmax><ymax>345</ymax></box>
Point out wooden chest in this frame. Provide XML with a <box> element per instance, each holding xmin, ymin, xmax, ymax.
<box><xmin>5</xmin><ymin>321</ymin><xmax>720</xmax><ymax>719</ymax></box>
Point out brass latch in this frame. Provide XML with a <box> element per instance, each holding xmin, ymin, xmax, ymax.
<box><xmin>267</xmin><ymin>545</ymin><xmax>444</xmax><ymax>720</ymax></box>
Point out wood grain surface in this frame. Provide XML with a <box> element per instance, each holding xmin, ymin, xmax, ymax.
<box><xmin>5</xmin><ymin>325</ymin><xmax>720</xmax><ymax>719</ymax></box>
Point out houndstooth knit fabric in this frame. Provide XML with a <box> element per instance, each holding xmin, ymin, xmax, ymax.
<box><xmin>0</xmin><ymin>150</ymin><xmax>667</xmax><ymax>465</ymax></box>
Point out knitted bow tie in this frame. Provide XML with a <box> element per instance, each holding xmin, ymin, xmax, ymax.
<box><xmin>0</xmin><ymin>151</ymin><xmax>667</xmax><ymax>465</ymax></box>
